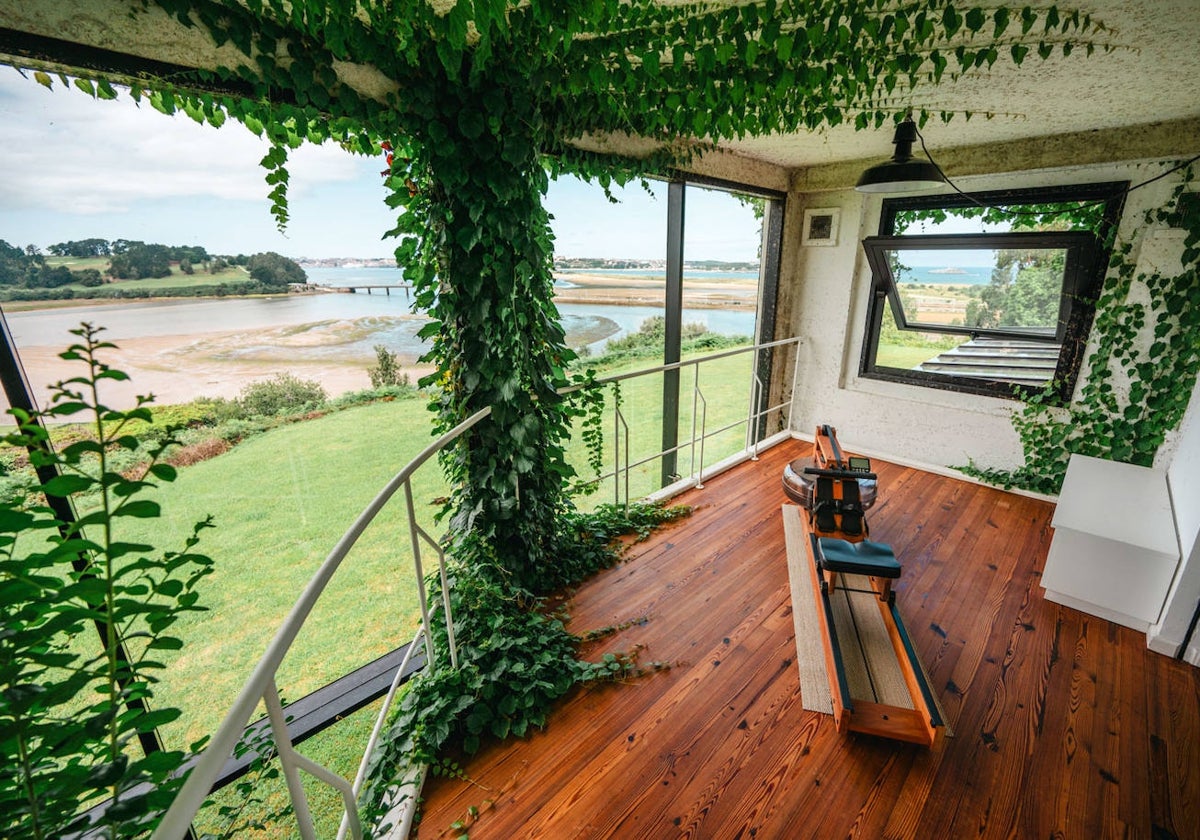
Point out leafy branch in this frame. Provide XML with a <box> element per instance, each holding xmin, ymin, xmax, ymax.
<box><xmin>0</xmin><ymin>323</ymin><xmax>214</xmax><ymax>839</ymax></box>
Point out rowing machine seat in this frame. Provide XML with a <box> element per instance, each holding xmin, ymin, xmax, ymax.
<box><xmin>816</xmin><ymin>538</ymin><xmax>901</xmax><ymax>578</ymax></box>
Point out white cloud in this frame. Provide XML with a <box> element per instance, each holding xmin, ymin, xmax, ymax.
<box><xmin>0</xmin><ymin>70</ymin><xmax>366</xmax><ymax>214</ymax></box>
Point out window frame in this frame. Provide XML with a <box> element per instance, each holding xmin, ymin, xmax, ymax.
<box><xmin>859</xmin><ymin>182</ymin><xmax>1127</xmax><ymax>401</ymax></box>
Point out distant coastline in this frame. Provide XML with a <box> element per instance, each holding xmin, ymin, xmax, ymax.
<box><xmin>296</xmin><ymin>256</ymin><xmax>761</xmax><ymax>273</ymax></box>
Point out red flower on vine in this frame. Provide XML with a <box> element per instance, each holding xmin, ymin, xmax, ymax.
<box><xmin>380</xmin><ymin>140</ymin><xmax>394</xmax><ymax>177</ymax></box>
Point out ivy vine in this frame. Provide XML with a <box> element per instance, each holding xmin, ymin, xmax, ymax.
<box><xmin>963</xmin><ymin>165</ymin><xmax>1200</xmax><ymax>493</ymax></box>
<box><xmin>6</xmin><ymin>1</ymin><xmax>1118</xmax><ymax>830</ymax></box>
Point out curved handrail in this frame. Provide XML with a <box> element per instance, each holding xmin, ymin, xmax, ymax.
<box><xmin>153</xmin><ymin>407</ymin><xmax>491</xmax><ymax>839</ymax></box>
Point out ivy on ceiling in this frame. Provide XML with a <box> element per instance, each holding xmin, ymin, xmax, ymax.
<box><xmin>13</xmin><ymin>0</ymin><xmax>1113</xmax><ymax>828</ymax></box>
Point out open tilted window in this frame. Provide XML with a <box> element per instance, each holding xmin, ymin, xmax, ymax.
<box><xmin>859</xmin><ymin>183</ymin><xmax>1127</xmax><ymax>400</ymax></box>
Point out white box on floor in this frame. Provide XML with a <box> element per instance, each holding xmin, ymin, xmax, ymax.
<box><xmin>1041</xmin><ymin>454</ymin><xmax>1180</xmax><ymax>632</ymax></box>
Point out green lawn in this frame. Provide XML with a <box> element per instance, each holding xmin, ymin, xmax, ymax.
<box><xmin>42</xmin><ymin>255</ymin><xmax>255</xmax><ymax>292</ymax></box>
<box><xmin>114</xmin><ymin>399</ymin><xmax>446</xmax><ymax>752</ymax></box>
<box><xmin>95</xmin><ymin>265</ymin><xmax>251</xmax><ymax>291</ymax></box>
<box><xmin>44</xmin><ymin>256</ymin><xmax>110</xmax><ymax>272</ymax></box>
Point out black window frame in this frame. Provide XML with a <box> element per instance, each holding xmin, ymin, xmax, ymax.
<box><xmin>859</xmin><ymin>182</ymin><xmax>1127</xmax><ymax>401</ymax></box>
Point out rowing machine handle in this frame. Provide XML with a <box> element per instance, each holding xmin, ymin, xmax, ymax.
<box><xmin>803</xmin><ymin>467</ymin><xmax>879</xmax><ymax>481</ymax></box>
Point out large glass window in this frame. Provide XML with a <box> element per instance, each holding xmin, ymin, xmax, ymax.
<box><xmin>859</xmin><ymin>183</ymin><xmax>1126</xmax><ymax>400</ymax></box>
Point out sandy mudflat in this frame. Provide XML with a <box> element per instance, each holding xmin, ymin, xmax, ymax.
<box><xmin>11</xmin><ymin>328</ymin><xmax>434</xmax><ymax>413</ymax></box>
<box><xmin>552</xmin><ymin>271</ymin><xmax>758</xmax><ymax>309</ymax></box>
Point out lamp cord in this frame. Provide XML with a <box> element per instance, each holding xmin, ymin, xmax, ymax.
<box><xmin>914</xmin><ymin>125</ymin><xmax>1200</xmax><ymax>219</ymax></box>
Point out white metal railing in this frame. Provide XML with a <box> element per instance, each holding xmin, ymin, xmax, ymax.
<box><xmin>152</xmin><ymin>336</ymin><xmax>800</xmax><ymax>840</ymax></box>
<box><xmin>591</xmin><ymin>335</ymin><xmax>801</xmax><ymax>503</ymax></box>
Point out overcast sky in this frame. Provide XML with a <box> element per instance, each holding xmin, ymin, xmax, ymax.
<box><xmin>0</xmin><ymin>70</ymin><xmax>761</xmax><ymax>262</ymax></box>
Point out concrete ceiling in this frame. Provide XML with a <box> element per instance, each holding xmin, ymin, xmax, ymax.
<box><xmin>725</xmin><ymin>0</ymin><xmax>1200</xmax><ymax>170</ymax></box>
<box><xmin>1</xmin><ymin>0</ymin><xmax>1197</xmax><ymax>175</ymax></box>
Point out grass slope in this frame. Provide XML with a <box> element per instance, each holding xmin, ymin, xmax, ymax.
<box><xmin>118</xmin><ymin>399</ymin><xmax>445</xmax><ymax>751</ymax></box>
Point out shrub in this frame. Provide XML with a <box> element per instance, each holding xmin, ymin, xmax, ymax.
<box><xmin>237</xmin><ymin>373</ymin><xmax>327</xmax><ymax>417</ymax></box>
<box><xmin>214</xmin><ymin>417</ymin><xmax>273</xmax><ymax>444</ymax></box>
<box><xmin>368</xmin><ymin>344</ymin><xmax>409</xmax><ymax>389</ymax></box>
<box><xmin>76</xmin><ymin>269</ymin><xmax>104</xmax><ymax>287</ymax></box>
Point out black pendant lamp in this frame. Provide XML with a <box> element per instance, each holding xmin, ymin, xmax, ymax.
<box><xmin>855</xmin><ymin>115</ymin><xmax>947</xmax><ymax>193</ymax></box>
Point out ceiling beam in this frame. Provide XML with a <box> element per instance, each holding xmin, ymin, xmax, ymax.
<box><xmin>793</xmin><ymin>117</ymin><xmax>1200</xmax><ymax>194</ymax></box>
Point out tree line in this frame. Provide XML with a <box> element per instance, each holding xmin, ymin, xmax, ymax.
<box><xmin>0</xmin><ymin>239</ymin><xmax>306</xmax><ymax>298</ymax></box>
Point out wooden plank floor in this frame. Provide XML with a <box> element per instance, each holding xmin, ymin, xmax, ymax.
<box><xmin>415</xmin><ymin>440</ymin><xmax>1200</xmax><ymax>839</ymax></box>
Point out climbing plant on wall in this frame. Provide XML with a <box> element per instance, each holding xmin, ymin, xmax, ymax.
<box><xmin>963</xmin><ymin>166</ymin><xmax>1200</xmax><ymax>494</ymax></box>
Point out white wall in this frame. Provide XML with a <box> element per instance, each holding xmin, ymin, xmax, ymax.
<box><xmin>1151</xmin><ymin>371</ymin><xmax>1200</xmax><ymax>655</ymax></box>
<box><xmin>780</xmin><ymin>157</ymin><xmax>1189</xmax><ymax>475</ymax></box>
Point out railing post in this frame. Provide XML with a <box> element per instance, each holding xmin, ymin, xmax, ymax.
<box><xmin>689</xmin><ymin>362</ymin><xmax>701</xmax><ymax>479</ymax></box>
<box><xmin>613</xmin><ymin>386</ymin><xmax>622</xmax><ymax>506</ymax></box>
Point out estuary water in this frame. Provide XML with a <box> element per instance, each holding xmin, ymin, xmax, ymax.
<box><xmin>9</xmin><ymin>268</ymin><xmax>756</xmax><ymax>358</ymax></box>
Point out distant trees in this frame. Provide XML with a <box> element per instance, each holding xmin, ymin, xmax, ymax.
<box><xmin>0</xmin><ymin>238</ymin><xmax>300</xmax><ymax>301</ymax></box>
<box><xmin>0</xmin><ymin>240</ymin><xmax>39</xmax><ymax>285</ymax></box>
<box><xmin>109</xmin><ymin>244</ymin><xmax>173</xmax><ymax>279</ymax></box>
<box><xmin>966</xmin><ymin>250</ymin><xmax>1065</xmax><ymax>330</ymax></box>
<box><xmin>247</xmin><ymin>252</ymin><xmax>306</xmax><ymax>287</ymax></box>
<box><xmin>47</xmin><ymin>238</ymin><xmax>111</xmax><ymax>257</ymax></box>
<box><xmin>75</xmin><ymin>269</ymin><xmax>105</xmax><ymax>287</ymax></box>
<box><xmin>25</xmin><ymin>265</ymin><xmax>77</xmax><ymax>289</ymax></box>
<box><xmin>0</xmin><ymin>240</ymin><xmax>105</xmax><ymax>289</ymax></box>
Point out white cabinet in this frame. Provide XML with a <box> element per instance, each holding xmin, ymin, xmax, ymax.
<box><xmin>1042</xmin><ymin>454</ymin><xmax>1180</xmax><ymax>632</ymax></box>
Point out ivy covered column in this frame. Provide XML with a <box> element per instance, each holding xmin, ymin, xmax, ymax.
<box><xmin>393</xmin><ymin>60</ymin><xmax>573</xmax><ymax>592</ymax></box>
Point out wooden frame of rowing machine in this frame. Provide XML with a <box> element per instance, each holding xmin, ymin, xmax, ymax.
<box><xmin>800</xmin><ymin>425</ymin><xmax>944</xmax><ymax>747</ymax></box>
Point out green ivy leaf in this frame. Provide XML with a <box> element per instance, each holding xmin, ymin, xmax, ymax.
<box><xmin>993</xmin><ymin>8</ymin><xmax>1011</xmax><ymax>38</ymax></box>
